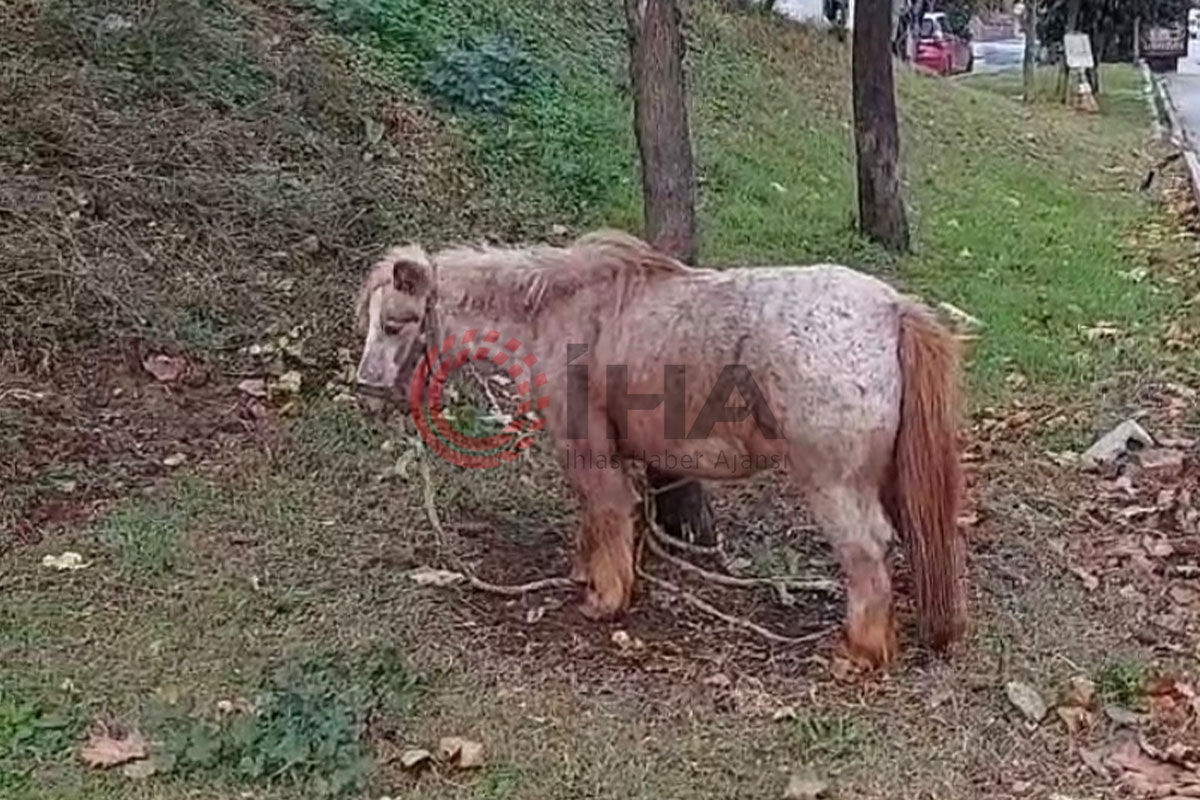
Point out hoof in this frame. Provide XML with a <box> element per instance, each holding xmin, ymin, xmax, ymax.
<box><xmin>843</xmin><ymin>611</ymin><xmax>898</xmax><ymax>669</ymax></box>
<box><xmin>579</xmin><ymin>586</ymin><xmax>629</xmax><ymax>621</ymax></box>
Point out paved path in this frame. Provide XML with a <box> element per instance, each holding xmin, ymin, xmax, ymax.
<box><xmin>1165</xmin><ymin>48</ymin><xmax>1200</xmax><ymax>146</ymax></box>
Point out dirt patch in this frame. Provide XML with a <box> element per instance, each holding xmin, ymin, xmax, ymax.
<box><xmin>0</xmin><ymin>349</ymin><xmax>274</xmax><ymax>552</ymax></box>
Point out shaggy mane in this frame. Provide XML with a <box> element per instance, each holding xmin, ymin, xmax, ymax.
<box><xmin>355</xmin><ymin>229</ymin><xmax>694</xmax><ymax>330</ymax></box>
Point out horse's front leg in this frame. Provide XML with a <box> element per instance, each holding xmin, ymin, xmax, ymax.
<box><xmin>563</xmin><ymin>452</ymin><xmax>639</xmax><ymax>620</ymax></box>
<box><xmin>808</xmin><ymin>484</ymin><xmax>898</xmax><ymax>667</ymax></box>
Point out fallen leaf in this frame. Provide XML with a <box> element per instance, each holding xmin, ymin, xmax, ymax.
<box><xmin>274</xmin><ymin>370</ymin><xmax>302</xmax><ymax>394</ymax></box>
<box><xmin>439</xmin><ymin>736</ymin><xmax>485</xmax><ymax>768</ymax></box>
<box><xmin>1057</xmin><ymin>705</ymin><xmax>1094</xmax><ymax>734</ymax></box>
<box><xmin>162</xmin><ymin>453</ymin><xmax>186</xmax><ymax>468</ymax></box>
<box><xmin>1137</xmin><ymin>448</ymin><xmax>1186</xmax><ymax>479</ymax></box>
<box><xmin>773</xmin><ymin>706</ymin><xmax>798</xmax><ymax>722</ymax></box>
<box><xmin>1081</xmin><ymin>419</ymin><xmax>1155</xmax><ymax>469</ymax></box>
<box><xmin>1062</xmin><ymin>675</ymin><xmax>1097</xmax><ymax>709</ymax></box>
<box><xmin>1078</xmin><ymin>745</ymin><xmax>1109</xmax><ymax>778</ymax></box>
<box><xmin>41</xmin><ymin>552</ymin><xmax>89</xmax><ymax>571</ymax></box>
<box><xmin>407</xmin><ymin>567</ymin><xmax>465</xmax><ymax>587</ymax></box>
<box><xmin>399</xmin><ymin>748</ymin><xmax>432</xmax><ymax>769</ymax></box>
<box><xmin>784</xmin><ymin>772</ymin><xmax>828</xmax><ymax>799</ymax></box>
<box><xmin>524</xmin><ymin>606</ymin><xmax>546</xmax><ymax>624</ymax></box>
<box><xmin>1169</xmin><ymin>585</ymin><xmax>1200</xmax><ymax>606</ymax></box>
<box><xmin>1006</xmin><ymin>681</ymin><xmax>1048</xmax><ymax>722</ymax></box>
<box><xmin>121</xmin><ymin>758</ymin><xmax>158</xmax><ymax>779</ymax></box>
<box><xmin>143</xmin><ymin>354</ymin><xmax>186</xmax><ymax>383</ymax></box>
<box><xmin>80</xmin><ymin>723</ymin><xmax>147</xmax><ymax>768</ymax></box>
<box><xmin>1105</xmin><ymin>704</ymin><xmax>1147</xmax><ymax>727</ymax></box>
<box><xmin>237</xmin><ymin>378</ymin><xmax>268</xmax><ymax>398</ymax></box>
<box><xmin>1070</xmin><ymin>566</ymin><xmax>1100</xmax><ymax>591</ymax></box>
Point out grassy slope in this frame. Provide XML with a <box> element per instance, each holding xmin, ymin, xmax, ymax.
<box><xmin>2</xmin><ymin>0</ymin><xmax>1196</xmax><ymax>798</ymax></box>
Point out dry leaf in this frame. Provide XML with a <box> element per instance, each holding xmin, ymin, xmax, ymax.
<box><xmin>1057</xmin><ymin>705</ymin><xmax>1094</xmax><ymax>734</ymax></box>
<box><xmin>1062</xmin><ymin>675</ymin><xmax>1097</xmax><ymax>709</ymax></box>
<box><xmin>143</xmin><ymin>354</ymin><xmax>186</xmax><ymax>383</ymax></box>
<box><xmin>399</xmin><ymin>748</ymin><xmax>432</xmax><ymax>769</ymax></box>
<box><xmin>274</xmin><ymin>370</ymin><xmax>302</xmax><ymax>394</ymax></box>
<box><xmin>439</xmin><ymin>736</ymin><xmax>485</xmax><ymax>769</ymax></box>
<box><xmin>408</xmin><ymin>567</ymin><xmax>465</xmax><ymax>587</ymax></box>
<box><xmin>162</xmin><ymin>453</ymin><xmax>186</xmax><ymax>468</ymax></box>
<box><xmin>121</xmin><ymin>758</ymin><xmax>158</xmax><ymax>779</ymax></box>
<box><xmin>80</xmin><ymin>723</ymin><xmax>148</xmax><ymax>768</ymax></box>
<box><xmin>784</xmin><ymin>772</ymin><xmax>828</xmax><ymax>799</ymax></box>
<box><xmin>1070</xmin><ymin>566</ymin><xmax>1100</xmax><ymax>591</ymax></box>
<box><xmin>1105</xmin><ymin>705</ymin><xmax>1147</xmax><ymax>727</ymax></box>
<box><xmin>237</xmin><ymin>378</ymin><xmax>268</xmax><ymax>398</ymax></box>
<box><xmin>41</xmin><ymin>552</ymin><xmax>89</xmax><ymax>571</ymax></box>
<box><xmin>1078</xmin><ymin>745</ymin><xmax>1109</xmax><ymax>778</ymax></box>
<box><xmin>1006</xmin><ymin>681</ymin><xmax>1047</xmax><ymax>722</ymax></box>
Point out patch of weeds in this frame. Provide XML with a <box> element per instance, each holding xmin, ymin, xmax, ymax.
<box><xmin>0</xmin><ymin>687</ymin><xmax>84</xmax><ymax>794</ymax></box>
<box><xmin>93</xmin><ymin>478</ymin><xmax>216</xmax><ymax>574</ymax></box>
<box><xmin>45</xmin><ymin>0</ymin><xmax>272</xmax><ymax>109</ymax></box>
<box><xmin>475</xmin><ymin>763</ymin><xmax>522</xmax><ymax>798</ymax></box>
<box><xmin>791</xmin><ymin>712</ymin><xmax>871</xmax><ymax>763</ymax></box>
<box><xmin>424</xmin><ymin>33</ymin><xmax>540</xmax><ymax>115</ymax></box>
<box><xmin>1096</xmin><ymin>659</ymin><xmax>1147</xmax><ymax>708</ymax></box>
<box><xmin>288</xmin><ymin>402</ymin><xmax>386</xmax><ymax>472</ymax></box>
<box><xmin>146</xmin><ymin>646</ymin><xmax>421</xmax><ymax>797</ymax></box>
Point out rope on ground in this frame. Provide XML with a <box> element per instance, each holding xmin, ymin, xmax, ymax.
<box><xmin>420</xmin><ymin>458</ymin><xmax>575</xmax><ymax>596</ymax></box>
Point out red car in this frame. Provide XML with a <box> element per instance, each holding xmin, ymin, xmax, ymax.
<box><xmin>914</xmin><ymin>12</ymin><xmax>973</xmax><ymax>76</ymax></box>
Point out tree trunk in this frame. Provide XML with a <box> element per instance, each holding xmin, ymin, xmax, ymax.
<box><xmin>624</xmin><ymin>0</ymin><xmax>698</xmax><ymax>264</ymax></box>
<box><xmin>852</xmin><ymin>0</ymin><xmax>910</xmax><ymax>252</ymax></box>
<box><xmin>1022</xmin><ymin>0</ymin><xmax>1036</xmax><ymax>101</ymax></box>
<box><xmin>624</xmin><ymin>0</ymin><xmax>716</xmax><ymax>546</ymax></box>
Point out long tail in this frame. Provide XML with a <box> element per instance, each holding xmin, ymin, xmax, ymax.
<box><xmin>890</xmin><ymin>304</ymin><xmax>967</xmax><ymax>650</ymax></box>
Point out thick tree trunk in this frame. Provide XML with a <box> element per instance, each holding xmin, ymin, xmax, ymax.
<box><xmin>1022</xmin><ymin>0</ymin><xmax>1036</xmax><ymax>101</ymax></box>
<box><xmin>624</xmin><ymin>0</ymin><xmax>698</xmax><ymax>264</ymax></box>
<box><xmin>624</xmin><ymin>0</ymin><xmax>715</xmax><ymax>546</ymax></box>
<box><xmin>852</xmin><ymin>0</ymin><xmax>910</xmax><ymax>252</ymax></box>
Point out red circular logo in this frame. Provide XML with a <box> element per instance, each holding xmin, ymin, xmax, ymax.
<box><xmin>410</xmin><ymin>330</ymin><xmax>550</xmax><ymax>468</ymax></box>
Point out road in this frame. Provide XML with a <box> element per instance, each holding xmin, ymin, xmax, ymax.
<box><xmin>1165</xmin><ymin>45</ymin><xmax>1200</xmax><ymax>146</ymax></box>
<box><xmin>970</xmin><ymin>37</ymin><xmax>1026</xmax><ymax>74</ymax></box>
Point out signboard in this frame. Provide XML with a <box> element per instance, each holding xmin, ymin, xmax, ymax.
<box><xmin>1064</xmin><ymin>33</ymin><xmax>1094</xmax><ymax>70</ymax></box>
<box><xmin>1140</xmin><ymin>22</ymin><xmax>1187</xmax><ymax>58</ymax></box>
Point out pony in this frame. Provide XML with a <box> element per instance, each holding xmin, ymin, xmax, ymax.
<box><xmin>353</xmin><ymin>229</ymin><xmax>967</xmax><ymax>667</ymax></box>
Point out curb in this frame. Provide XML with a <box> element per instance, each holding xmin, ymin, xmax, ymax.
<box><xmin>1146</xmin><ymin>60</ymin><xmax>1200</xmax><ymax>206</ymax></box>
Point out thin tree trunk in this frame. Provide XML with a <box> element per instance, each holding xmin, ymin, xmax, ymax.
<box><xmin>852</xmin><ymin>0</ymin><xmax>910</xmax><ymax>251</ymax></box>
<box><xmin>1022</xmin><ymin>0</ymin><xmax>1036</xmax><ymax>101</ymax></box>
<box><xmin>624</xmin><ymin>0</ymin><xmax>715</xmax><ymax>546</ymax></box>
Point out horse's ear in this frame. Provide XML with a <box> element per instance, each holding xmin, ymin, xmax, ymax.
<box><xmin>388</xmin><ymin>246</ymin><xmax>432</xmax><ymax>295</ymax></box>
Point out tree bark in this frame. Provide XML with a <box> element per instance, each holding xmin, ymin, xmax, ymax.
<box><xmin>624</xmin><ymin>0</ymin><xmax>698</xmax><ymax>264</ymax></box>
<box><xmin>624</xmin><ymin>0</ymin><xmax>716</xmax><ymax>546</ymax></box>
<box><xmin>1022</xmin><ymin>0</ymin><xmax>1036</xmax><ymax>101</ymax></box>
<box><xmin>852</xmin><ymin>0</ymin><xmax>910</xmax><ymax>252</ymax></box>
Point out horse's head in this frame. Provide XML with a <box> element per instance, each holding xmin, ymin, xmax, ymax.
<box><xmin>353</xmin><ymin>244</ymin><xmax>435</xmax><ymax>411</ymax></box>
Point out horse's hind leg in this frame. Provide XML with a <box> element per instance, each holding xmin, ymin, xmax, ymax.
<box><xmin>806</xmin><ymin>483</ymin><xmax>897</xmax><ymax>667</ymax></box>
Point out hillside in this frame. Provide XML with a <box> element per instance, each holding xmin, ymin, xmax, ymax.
<box><xmin>0</xmin><ymin>0</ymin><xmax>1172</xmax><ymax>398</ymax></box>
